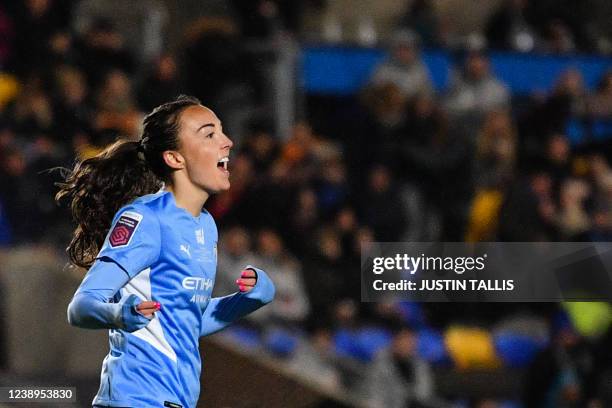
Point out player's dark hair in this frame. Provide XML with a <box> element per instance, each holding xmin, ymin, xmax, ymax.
<box><xmin>56</xmin><ymin>95</ymin><xmax>201</xmax><ymax>268</ymax></box>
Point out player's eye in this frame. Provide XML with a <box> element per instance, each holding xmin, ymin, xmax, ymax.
<box><xmin>205</xmin><ymin>132</ymin><xmax>214</xmax><ymax>139</ymax></box>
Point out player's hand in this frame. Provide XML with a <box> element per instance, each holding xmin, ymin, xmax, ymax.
<box><xmin>119</xmin><ymin>294</ymin><xmax>159</xmax><ymax>332</ymax></box>
<box><xmin>236</xmin><ymin>268</ymin><xmax>257</xmax><ymax>293</ymax></box>
<box><xmin>136</xmin><ymin>301</ymin><xmax>161</xmax><ymax>318</ymax></box>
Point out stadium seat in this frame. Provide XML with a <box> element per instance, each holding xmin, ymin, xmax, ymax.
<box><xmin>445</xmin><ymin>326</ymin><xmax>501</xmax><ymax>370</ymax></box>
<box><xmin>563</xmin><ymin>301</ymin><xmax>612</xmax><ymax>339</ymax></box>
<box><xmin>396</xmin><ymin>301</ymin><xmax>426</xmax><ymax>329</ymax></box>
<box><xmin>223</xmin><ymin>325</ymin><xmax>262</xmax><ymax>350</ymax></box>
<box><xmin>417</xmin><ymin>328</ymin><xmax>450</xmax><ymax>366</ymax></box>
<box><xmin>494</xmin><ymin>332</ymin><xmax>545</xmax><ymax>368</ymax></box>
<box><xmin>333</xmin><ymin>327</ymin><xmax>393</xmax><ymax>363</ymax></box>
<box><xmin>264</xmin><ymin>327</ymin><xmax>299</xmax><ymax>358</ymax></box>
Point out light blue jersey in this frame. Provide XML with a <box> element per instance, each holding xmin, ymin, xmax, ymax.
<box><xmin>67</xmin><ymin>189</ymin><xmax>275</xmax><ymax>408</ymax></box>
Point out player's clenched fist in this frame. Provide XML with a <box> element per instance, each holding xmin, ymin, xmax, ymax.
<box><xmin>235</xmin><ymin>268</ymin><xmax>257</xmax><ymax>292</ymax></box>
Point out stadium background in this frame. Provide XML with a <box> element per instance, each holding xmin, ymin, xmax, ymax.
<box><xmin>0</xmin><ymin>0</ymin><xmax>611</xmax><ymax>407</ymax></box>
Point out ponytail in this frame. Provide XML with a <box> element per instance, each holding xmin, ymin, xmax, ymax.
<box><xmin>56</xmin><ymin>140</ymin><xmax>161</xmax><ymax>268</ymax></box>
<box><xmin>57</xmin><ymin>95</ymin><xmax>201</xmax><ymax>268</ymax></box>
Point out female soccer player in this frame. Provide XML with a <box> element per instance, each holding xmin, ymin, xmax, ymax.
<box><xmin>58</xmin><ymin>95</ymin><xmax>275</xmax><ymax>408</ymax></box>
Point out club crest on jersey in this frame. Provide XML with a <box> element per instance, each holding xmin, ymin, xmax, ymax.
<box><xmin>195</xmin><ymin>228</ymin><xmax>205</xmax><ymax>245</ymax></box>
<box><xmin>109</xmin><ymin>211</ymin><xmax>143</xmax><ymax>247</ymax></box>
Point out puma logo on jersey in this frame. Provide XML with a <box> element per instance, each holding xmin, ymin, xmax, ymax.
<box><xmin>180</xmin><ymin>244</ymin><xmax>191</xmax><ymax>258</ymax></box>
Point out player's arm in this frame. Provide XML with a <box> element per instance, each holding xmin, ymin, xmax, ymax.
<box><xmin>67</xmin><ymin>205</ymin><xmax>161</xmax><ymax>332</ymax></box>
<box><xmin>200</xmin><ymin>265</ymin><xmax>275</xmax><ymax>337</ymax></box>
<box><xmin>67</xmin><ymin>258</ymin><xmax>159</xmax><ymax>331</ymax></box>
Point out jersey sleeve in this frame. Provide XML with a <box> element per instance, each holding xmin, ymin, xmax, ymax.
<box><xmin>96</xmin><ymin>204</ymin><xmax>161</xmax><ymax>278</ymax></box>
<box><xmin>200</xmin><ymin>265</ymin><xmax>275</xmax><ymax>337</ymax></box>
<box><xmin>67</xmin><ymin>259</ymin><xmax>152</xmax><ymax>331</ymax></box>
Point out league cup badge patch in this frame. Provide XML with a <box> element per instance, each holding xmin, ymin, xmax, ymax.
<box><xmin>109</xmin><ymin>211</ymin><xmax>143</xmax><ymax>247</ymax></box>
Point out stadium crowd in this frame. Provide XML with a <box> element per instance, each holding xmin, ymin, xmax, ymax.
<box><xmin>0</xmin><ymin>1</ymin><xmax>611</xmax><ymax>407</ymax></box>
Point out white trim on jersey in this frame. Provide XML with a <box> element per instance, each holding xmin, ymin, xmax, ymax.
<box><xmin>122</xmin><ymin>268</ymin><xmax>178</xmax><ymax>362</ymax></box>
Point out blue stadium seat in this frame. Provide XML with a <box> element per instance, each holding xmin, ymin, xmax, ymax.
<box><xmin>333</xmin><ymin>327</ymin><xmax>393</xmax><ymax>362</ymax></box>
<box><xmin>224</xmin><ymin>325</ymin><xmax>262</xmax><ymax>350</ymax></box>
<box><xmin>494</xmin><ymin>332</ymin><xmax>545</xmax><ymax>368</ymax></box>
<box><xmin>417</xmin><ymin>328</ymin><xmax>450</xmax><ymax>365</ymax></box>
<box><xmin>264</xmin><ymin>327</ymin><xmax>299</xmax><ymax>358</ymax></box>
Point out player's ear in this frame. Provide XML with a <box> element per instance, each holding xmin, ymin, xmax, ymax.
<box><xmin>162</xmin><ymin>150</ymin><xmax>185</xmax><ymax>170</ymax></box>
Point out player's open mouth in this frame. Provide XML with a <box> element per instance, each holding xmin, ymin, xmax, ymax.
<box><xmin>217</xmin><ymin>156</ymin><xmax>229</xmax><ymax>175</ymax></box>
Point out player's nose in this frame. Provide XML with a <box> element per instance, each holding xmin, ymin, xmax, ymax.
<box><xmin>221</xmin><ymin>133</ymin><xmax>233</xmax><ymax>150</ymax></box>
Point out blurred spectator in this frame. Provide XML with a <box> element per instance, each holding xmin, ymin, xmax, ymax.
<box><xmin>137</xmin><ymin>54</ymin><xmax>181</xmax><ymax>112</ymax></box>
<box><xmin>360</xmin><ymin>327</ymin><xmax>436</xmax><ymax>408</ymax></box>
<box><xmin>227</xmin><ymin>163</ymin><xmax>291</xmax><ymax>231</ymax></box>
<box><xmin>445</xmin><ymin>51</ymin><xmax>510</xmax><ymax>120</ymax></box>
<box><xmin>74</xmin><ymin>0</ymin><xmax>168</xmax><ymax>64</ymax></box>
<box><xmin>74</xmin><ymin>18</ymin><xmax>135</xmax><ymax>88</ymax></box>
<box><xmin>401</xmin><ymin>99</ymin><xmax>475</xmax><ymax>240</ymax></box>
<box><xmin>230</xmin><ymin>0</ymin><xmax>303</xmax><ymax>39</ymax></box>
<box><xmin>302</xmin><ymin>227</ymin><xmax>347</xmax><ymax>324</ymax></box>
<box><xmin>0</xmin><ymin>146</ymin><xmax>37</xmax><ymax>243</ymax></box>
<box><xmin>358</xmin><ymin>164</ymin><xmax>408</xmax><ymax>242</ymax></box>
<box><xmin>215</xmin><ymin>226</ymin><xmax>260</xmax><ymax>296</ymax></box>
<box><xmin>401</xmin><ymin>91</ymin><xmax>444</xmax><ymax>169</ymax></box>
<box><xmin>498</xmin><ymin>171</ymin><xmax>558</xmax><ymax>241</ymax></box>
<box><xmin>583</xmin><ymin>200</ymin><xmax>612</xmax><ymax>242</ymax></box>
<box><xmin>209</xmin><ymin>152</ymin><xmax>256</xmax><ymax>221</ymax></box>
<box><xmin>51</xmin><ymin>65</ymin><xmax>93</xmax><ymax>145</ymax></box>
<box><xmin>249</xmin><ymin>229</ymin><xmax>310</xmax><ymax>327</ymax></box>
<box><xmin>554</xmin><ymin>69</ymin><xmax>588</xmax><ymax>118</ymax></box>
<box><xmin>93</xmin><ymin>69</ymin><xmax>142</xmax><ymax>138</ymax></box>
<box><xmin>524</xmin><ymin>317</ymin><xmax>593</xmax><ymax>408</ymax></box>
<box><xmin>556</xmin><ymin>178</ymin><xmax>591</xmax><ymax>239</ymax></box>
<box><xmin>369</xmin><ymin>29</ymin><xmax>433</xmax><ymax>100</ymax></box>
<box><xmin>0</xmin><ymin>5</ymin><xmax>13</xmax><ymax>67</ymax></box>
<box><xmin>356</xmin><ymin>83</ymin><xmax>410</xmax><ymax>184</ymax></box>
<box><xmin>474</xmin><ymin>110</ymin><xmax>517</xmax><ymax>188</ymax></box>
<box><xmin>335</xmin><ymin>207</ymin><xmax>367</xmax><ymax>301</ymax></box>
<box><xmin>241</xmin><ymin>118</ymin><xmax>280</xmax><ymax>174</ymax></box>
<box><xmin>588</xmin><ymin>70</ymin><xmax>612</xmax><ymax>118</ymax></box>
<box><xmin>285</xmin><ymin>187</ymin><xmax>319</xmax><ymax>255</ymax></box>
<box><xmin>544</xmin><ymin>133</ymin><xmax>572</xmax><ymax>194</ymax></box>
<box><xmin>520</xmin><ymin>69</ymin><xmax>587</xmax><ymax>161</ymax></box>
<box><xmin>398</xmin><ymin>0</ymin><xmax>444</xmax><ymax>48</ymax></box>
<box><xmin>278</xmin><ymin>121</ymin><xmax>321</xmax><ymax>182</ymax></box>
<box><xmin>287</xmin><ymin>327</ymin><xmax>342</xmax><ymax>393</ymax></box>
<box><xmin>182</xmin><ymin>16</ymin><xmax>260</xmax><ymax>137</ymax></box>
<box><xmin>466</xmin><ymin>111</ymin><xmax>518</xmax><ymax>237</ymax></box>
<box><xmin>313</xmin><ymin>153</ymin><xmax>349</xmax><ymax>217</ymax></box>
<box><xmin>590</xmin><ymin>154</ymin><xmax>612</xmax><ymax>194</ymax></box>
<box><xmin>8</xmin><ymin>0</ymin><xmax>71</xmax><ymax>76</ymax></box>
<box><xmin>335</xmin><ymin>206</ymin><xmax>358</xmax><ymax>258</ymax></box>
<box><xmin>542</xmin><ymin>19</ymin><xmax>576</xmax><ymax>54</ymax></box>
<box><xmin>361</xmin><ymin>83</ymin><xmax>408</xmax><ymax>148</ymax></box>
<box><xmin>485</xmin><ymin>0</ymin><xmax>537</xmax><ymax>52</ymax></box>
<box><xmin>10</xmin><ymin>76</ymin><xmax>54</xmax><ymax>135</ymax></box>
<box><xmin>576</xmin><ymin>155</ymin><xmax>612</xmax><ymax>241</ymax></box>
<box><xmin>25</xmin><ymin>133</ymin><xmax>70</xmax><ymax>240</ymax></box>
<box><xmin>524</xmin><ymin>0</ymin><xmax>602</xmax><ymax>54</ymax></box>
